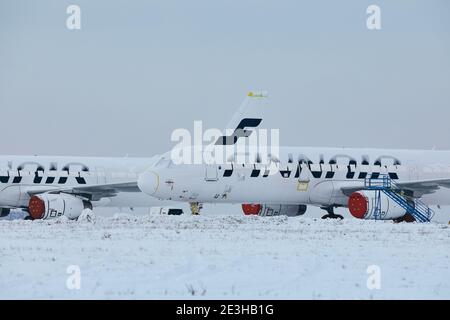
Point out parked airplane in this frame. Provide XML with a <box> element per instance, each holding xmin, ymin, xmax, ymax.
<box><xmin>0</xmin><ymin>155</ymin><xmax>182</xmax><ymax>220</ymax></box>
<box><xmin>0</xmin><ymin>91</ymin><xmax>273</xmax><ymax>221</ymax></box>
<box><xmin>138</xmin><ymin>92</ymin><xmax>450</xmax><ymax>222</ymax></box>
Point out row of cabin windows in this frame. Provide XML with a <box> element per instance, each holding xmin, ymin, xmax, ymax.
<box><xmin>218</xmin><ymin>164</ymin><xmax>400</xmax><ymax>180</ymax></box>
<box><xmin>0</xmin><ymin>173</ymin><xmax>86</xmax><ymax>185</ymax></box>
<box><xmin>0</xmin><ymin>170</ymin><xmax>137</xmax><ymax>184</ymax></box>
<box><xmin>233</xmin><ymin>153</ymin><xmax>400</xmax><ymax>167</ymax></box>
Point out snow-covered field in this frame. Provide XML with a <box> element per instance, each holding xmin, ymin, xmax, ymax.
<box><xmin>0</xmin><ymin>212</ymin><xmax>449</xmax><ymax>299</ymax></box>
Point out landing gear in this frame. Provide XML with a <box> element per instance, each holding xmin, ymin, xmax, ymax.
<box><xmin>167</xmin><ymin>209</ymin><xmax>183</xmax><ymax>216</ymax></box>
<box><xmin>393</xmin><ymin>213</ymin><xmax>416</xmax><ymax>223</ymax></box>
<box><xmin>189</xmin><ymin>202</ymin><xmax>203</xmax><ymax>215</ymax></box>
<box><xmin>321</xmin><ymin>206</ymin><xmax>344</xmax><ymax>220</ymax></box>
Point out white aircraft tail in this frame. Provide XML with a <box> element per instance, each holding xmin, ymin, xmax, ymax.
<box><xmin>215</xmin><ymin>91</ymin><xmax>270</xmax><ymax>146</ymax></box>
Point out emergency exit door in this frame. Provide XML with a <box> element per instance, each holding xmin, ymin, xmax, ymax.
<box><xmin>205</xmin><ymin>164</ymin><xmax>218</xmax><ymax>181</ymax></box>
<box><xmin>96</xmin><ymin>167</ymin><xmax>107</xmax><ymax>184</ymax></box>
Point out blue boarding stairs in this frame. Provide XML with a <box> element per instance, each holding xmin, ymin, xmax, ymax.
<box><xmin>364</xmin><ymin>175</ymin><xmax>434</xmax><ymax>222</ymax></box>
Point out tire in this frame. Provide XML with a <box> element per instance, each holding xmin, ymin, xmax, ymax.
<box><xmin>167</xmin><ymin>209</ymin><xmax>183</xmax><ymax>216</ymax></box>
<box><xmin>0</xmin><ymin>208</ymin><xmax>10</xmax><ymax>218</ymax></box>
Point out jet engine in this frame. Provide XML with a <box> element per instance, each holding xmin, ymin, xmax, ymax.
<box><xmin>28</xmin><ymin>194</ymin><xmax>92</xmax><ymax>220</ymax></box>
<box><xmin>347</xmin><ymin>190</ymin><xmax>409</xmax><ymax>220</ymax></box>
<box><xmin>242</xmin><ymin>204</ymin><xmax>307</xmax><ymax>217</ymax></box>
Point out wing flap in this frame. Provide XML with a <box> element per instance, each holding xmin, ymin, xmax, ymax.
<box><xmin>26</xmin><ymin>181</ymin><xmax>140</xmax><ymax>201</ymax></box>
<box><xmin>340</xmin><ymin>178</ymin><xmax>450</xmax><ymax>198</ymax></box>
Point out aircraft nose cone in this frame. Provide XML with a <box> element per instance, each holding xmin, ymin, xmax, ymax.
<box><xmin>138</xmin><ymin>170</ymin><xmax>160</xmax><ymax>195</ymax></box>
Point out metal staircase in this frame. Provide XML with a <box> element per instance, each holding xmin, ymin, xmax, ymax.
<box><xmin>364</xmin><ymin>175</ymin><xmax>434</xmax><ymax>222</ymax></box>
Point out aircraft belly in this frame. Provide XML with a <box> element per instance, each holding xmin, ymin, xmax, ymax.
<box><xmin>0</xmin><ymin>186</ymin><xmax>23</xmax><ymax>207</ymax></box>
<box><xmin>106</xmin><ymin>192</ymin><xmax>163</xmax><ymax>207</ymax></box>
<box><xmin>200</xmin><ymin>179</ymin><xmax>305</xmax><ymax>204</ymax></box>
<box><xmin>309</xmin><ymin>181</ymin><xmax>335</xmax><ymax>206</ymax></box>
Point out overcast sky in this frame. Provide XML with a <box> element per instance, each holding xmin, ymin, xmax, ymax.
<box><xmin>1</xmin><ymin>0</ymin><xmax>449</xmax><ymax>157</ymax></box>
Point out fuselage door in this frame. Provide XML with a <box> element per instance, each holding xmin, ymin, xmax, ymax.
<box><xmin>409</xmin><ymin>164</ymin><xmax>420</xmax><ymax>181</ymax></box>
<box><xmin>96</xmin><ymin>167</ymin><xmax>107</xmax><ymax>185</ymax></box>
<box><xmin>205</xmin><ymin>164</ymin><xmax>218</xmax><ymax>181</ymax></box>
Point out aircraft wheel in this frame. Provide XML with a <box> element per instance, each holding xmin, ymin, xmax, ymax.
<box><xmin>321</xmin><ymin>213</ymin><xmax>344</xmax><ymax>220</ymax></box>
<box><xmin>321</xmin><ymin>206</ymin><xmax>343</xmax><ymax>220</ymax></box>
<box><xmin>0</xmin><ymin>208</ymin><xmax>10</xmax><ymax>218</ymax></box>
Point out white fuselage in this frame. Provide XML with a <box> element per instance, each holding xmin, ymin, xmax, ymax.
<box><xmin>139</xmin><ymin>146</ymin><xmax>450</xmax><ymax>207</ymax></box>
<box><xmin>0</xmin><ymin>155</ymin><xmax>163</xmax><ymax>209</ymax></box>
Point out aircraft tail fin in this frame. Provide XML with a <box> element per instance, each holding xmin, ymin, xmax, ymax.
<box><xmin>215</xmin><ymin>90</ymin><xmax>270</xmax><ymax>146</ymax></box>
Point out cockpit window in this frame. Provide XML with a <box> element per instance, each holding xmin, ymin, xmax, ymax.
<box><xmin>155</xmin><ymin>158</ymin><xmax>174</xmax><ymax>168</ymax></box>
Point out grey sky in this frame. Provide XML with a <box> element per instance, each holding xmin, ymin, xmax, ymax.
<box><xmin>1</xmin><ymin>0</ymin><xmax>449</xmax><ymax>157</ymax></box>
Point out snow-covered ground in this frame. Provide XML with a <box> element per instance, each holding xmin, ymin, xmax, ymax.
<box><xmin>0</xmin><ymin>212</ymin><xmax>449</xmax><ymax>299</ymax></box>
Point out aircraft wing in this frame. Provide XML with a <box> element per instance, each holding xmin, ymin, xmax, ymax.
<box><xmin>340</xmin><ymin>178</ymin><xmax>450</xmax><ymax>198</ymax></box>
<box><xmin>26</xmin><ymin>182</ymin><xmax>140</xmax><ymax>201</ymax></box>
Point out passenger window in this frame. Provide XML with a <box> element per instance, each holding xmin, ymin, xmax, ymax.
<box><xmin>0</xmin><ymin>169</ymin><xmax>9</xmax><ymax>183</ymax></box>
<box><xmin>223</xmin><ymin>164</ymin><xmax>234</xmax><ymax>177</ymax></box>
<box><xmin>45</xmin><ymin>177</ymin><xmax>55</xmax><ymax>184</ymax></box>
<box><xmin>309</xmin><ymin>164</ymin><xmax>322</xmax><ymax>179</ymax></box>
<box><xmin>346</xmin><ymin>164</ymin><xmax>356</xmax><ymax>179</ymax></box>
<box><xmin>371</xmin><ymin>172</ymin><xmax>380</xmax><ymax>179</ymax></box>
<box><xmin>12</xmin><ymin>176</ymin><xmax>22</xmax><ymax>184</ymax></box>
<box><xmin>250</xmin><ymin>165</ymin><xmax>260</xmax><ymax>177</ymax></box>
<box><xmin>33</xmin><ymin>170</ymin><xmax>44</xmax><ymax>184</ymax></box>
<box><xmin>76</xmin><ymin>176</ymin><xmax>87</xmax><ymax>184</ymax></box>
<box><xmin>358</xmin><ymin>165</ymin><xmax>369</xmax><ymax>179</ymax></box>
<box><xmin>324</xmin><ymin>164</ymin><xmax>334</xmax><ymax>179</ymax></box>
<box><xmin>388</xmin><ymin>172</ymin><xmax>399</xmax><ymax>179</ymax></box>
<box><xmin>58</xmin><ymin>177</ymin><xmax>68</xmax><ymax>184</ymax></box>
<box><xmin>358</xmin><ymin>172</ymin><xmax>368</xmax><ymax>179</ymax></box>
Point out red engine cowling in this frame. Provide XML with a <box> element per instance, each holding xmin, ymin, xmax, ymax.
<box><xmin>242</xmin><ymin>204</ymin><xmax>262</xmax><ymax>215</ymax></box>
<box><xmin>347</xmin><ymin>190</ymin><xmax>408</xmax><ymax>220</ymax></box>
<box><xmin>242</xmin><ymin>204</ymin><xmax>307</xmax><ymax>217</ymax></box>
<box><xmin>28</xmin><ymin>194</ymin><xmax>92</xmax><ymax>220</ymax></box>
